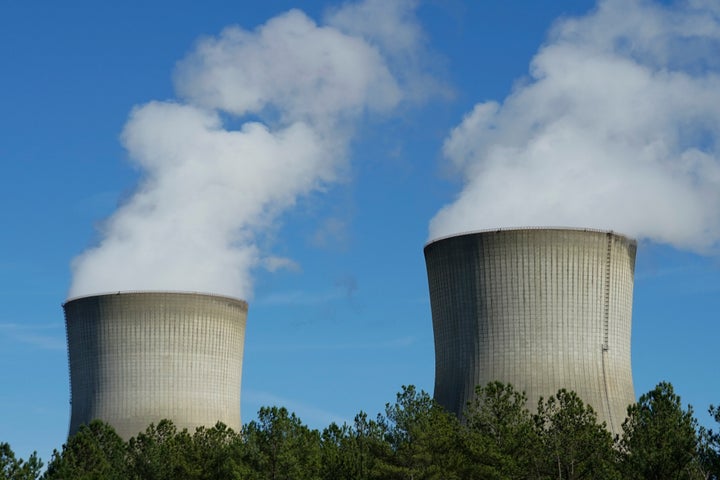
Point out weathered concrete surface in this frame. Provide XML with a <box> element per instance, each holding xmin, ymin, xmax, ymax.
<box><xmin>425</xmin><ymin>228</ymin><xmax>636</xmax><ymax>435</ymax></box>
<box><xmin>64</xmin><ymin>291</ymin><xmax>247</xmax><ymax>440</ymax></box>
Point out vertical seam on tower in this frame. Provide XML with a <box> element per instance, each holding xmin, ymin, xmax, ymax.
<box><xmin>601</xmin><ymin>233</ymin><xmax>615</xmax><ymax>434</ymax></box>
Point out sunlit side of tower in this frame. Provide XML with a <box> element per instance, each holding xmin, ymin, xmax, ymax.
<box><xmin>424</xmin><ymin>228</ymin><xmax>636</xmax><ymax>435</ymax></box>
<box><xmin>64</xmin><ymin>291</ymin><xmax>247</xmax><ymax>440</ymax></box>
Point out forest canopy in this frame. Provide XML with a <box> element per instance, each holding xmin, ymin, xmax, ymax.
<box><xmin>2</xmin><ymin>381</ymin><xmax>719</xmax><ymax>480</ymax></box>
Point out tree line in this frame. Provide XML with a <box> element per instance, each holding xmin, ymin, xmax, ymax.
<box><xmin>2</xmin><ymin>381</ymin><xmax>719</xmax><ymax>479</ymax></box>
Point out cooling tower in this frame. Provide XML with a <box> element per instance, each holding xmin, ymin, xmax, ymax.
<box><xmin>64</xmin><ymin>291</ymin><xmax>247</xmax><ymax>440</ymax></box>
<box><xmin>424</xmin><ymin>228</ymin><xmax>636</xmax><ymax>435</ymax></box>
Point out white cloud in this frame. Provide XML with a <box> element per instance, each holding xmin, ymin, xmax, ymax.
<box><xmin>325</xmin><ymin>0</ymin><xmax>421</xmax><ymax>58</ymax></box>
<box><xmin>70</xmin><ymin>0</ymin><xmax>430</xmax><ymax>300</ymax></box>
<box><xmin>174</xmin><ymin>9</ymin><xmax>401</xmax><ymax>123</ymax></box>
<box><xmin>430</xmin><ymin>0</ymin><xmax>720</xmax><ymax>254</ymax></box>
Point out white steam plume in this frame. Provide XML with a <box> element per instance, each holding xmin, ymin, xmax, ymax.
<box><xmin>70</xmin><ymin>1</ymin><xmax>425</xmax><ymax>300</ymax></box>
<box><xmin>430</xmin><ymin>0</ymin><xmax>720</xmax><ymax>253</ymax></box>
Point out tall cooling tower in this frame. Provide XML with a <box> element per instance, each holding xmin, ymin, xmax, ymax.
<box><xmin>424</xmin><ymin>228</ymin><xmax>636</xmax><ymax>435</ymax></box>
<box><xmin>64</xmin><ymin>291</ymin><xmax>247</xmax><ymax>440</ymax></box>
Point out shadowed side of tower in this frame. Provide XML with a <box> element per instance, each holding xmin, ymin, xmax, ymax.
<box><xmin>424</xmin><ymin>228</ymin><xmax>636</xmax><ymax>435</ymax></box>
<box><xmin>64</xmin><ymin>291</ymin><xmax>247</xmax><ymax>440</ymax></box>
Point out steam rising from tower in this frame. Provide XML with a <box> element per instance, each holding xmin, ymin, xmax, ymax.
<box><xmin>64</xmin><ymin>0</ymin><xmax>436</xmax><ymax>439</ymax></box>
<box><xmin>430</xmin><ymin>0</ymin><xmax>720</xmax><ymax>253</ymax></box>
<box><xmin>426</xmin><ymin>0</ymin><xmax>720</xmax><ymax>430</ymax></box>
<box><xmin>69</xmin><ymin>0</ymin><xmax>430</xmax><ymax>300</ymax></box>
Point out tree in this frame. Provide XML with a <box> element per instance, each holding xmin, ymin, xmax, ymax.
<box><xmin>320</xmin><ymin>422</ymin><xmax>349</xmax><ymax>480</ymax></box>
<box><xmin>698</xmin><ymin>405</ymin><xmax>720</xmax><ymax>480</ymax></box>
<box><xmin>0</xmin><ymin>443</ymin><xmax>42</xmax><ymax>480</ymax></box>
<box><xmin>43</xmin><ymin>420</ymin><xmax>125</xmax><ymax>480</ymax></box>
<box><xmin>191</xmin><ymin>423</ymin><xmax>247</xmax><ymax>480</ymax></box>
<box><xmin>350</xmin><ymin>411</ymin><xmax>392</xmax><ymax>480</ymax></box>
<box><xmin>535</xmin><ymin>389</ymin><xmax>620</xmax><ymax>480</ymax></box>
<box><xmin>243</xmin><ymin>406</ymin><xmax>322</xmax><ymax>480</ymax></box>
<box><xmin>376</xmin><ymin>385</ymin><xmax>465</xmax><ymax>480</ymax></box>
<box><xmin>319</xmin><ymin>419</ymin><xmax>388</xmax><ymax>480</ymax></box>
<box><xmin>126</xmin><ymin>419</ymin><xmax>199</xmax><ymax>480</ymax></box>
<box><xmin>620</xmin><ymin>381</ymin><xmax>703</xmax><ymax>480</ymax></box>
<box><xmin>464</xmin><ymin>381</ymin><xmax>540</xmax><ymax>479</ymax></box>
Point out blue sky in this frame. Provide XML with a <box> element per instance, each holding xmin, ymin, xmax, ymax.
<box><xmin>2</xmin><ymin>0</ymin><xmax>719</xmax><ymax>462</ymax></box>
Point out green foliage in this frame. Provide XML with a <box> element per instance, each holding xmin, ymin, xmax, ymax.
<box><xmin>10</xmin><ymin>381</ymin><xmax>717</xmax><ymax>480</ymax></box>
<box><xmin>45</xmin><ymin>419</ymin><xmax>248</xmax><ymax>480</ymax></box>
<box><xmin>126</xmin><ymin>419</ymin><xmax>200</xmax><ymax>480</ymax></box>
<box><xmin>319</xmin><ymin>422</ymin><xmax>350</xmax><ymax>480</ymax></box>
<box><xmin>711</xmin><ymin>405</ymin><xmax>720</xmax><ymax>477</ymax></box>
<box><xmin>351</xmin><ymin>411</ymin><xmax>392</xmax><ymax>480</ymax></box>
<box><xmin>190</xmin><ymin>423</ymin><xmax>246</xmax><ymax>479</ymax></box>
<box><xmin>0</xmin><ymin>443</ymin><xmax>42</xmax><ymax>480</ymax></box>
<box><xmin>376</xmin><ymin>385</ymin><xmax>465</xmax><ymax>480</ymax></box>
<box><xmin>464</xmin><ymin>381</ymin><xmax>539</xmax><ymax>479</ymax></box>
<box><xmin>698</xmin><ymin>405</ymin><xmax>720</xmax><ymax>480</ymax></box>
<box><xmin>620</xmin><ymin>381</ymin><xmax>703</xmax><ymax>480</ymax></box>
<box><xmin>319</xmin><ymin>414</ymin><xmax>388</xmax><ymax>480</ymax></box>
<box><xmin>534</xmin><ymin>389</ymin><xmax>620</xmax><ymax>480</ymax></box>
<box><xmin>43</xmin><ymin>420</ymin><xmax>125</xmax><ymax>480</ymax></box>
<box><xmin>243</xmin><ymin>406</ymin><xmax>322</xmax><ymax>480</ymax></box>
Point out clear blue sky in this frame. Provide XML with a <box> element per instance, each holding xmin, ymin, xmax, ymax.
<box><xmin>1</xmin><ymin>0</ymin><xmax>719</xmax><ymax>463</ymax></box>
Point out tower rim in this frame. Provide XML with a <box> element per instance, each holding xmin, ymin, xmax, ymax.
<box><xmin>424</xmin><ymin>226</ymin><xmax>636</xmax><ymax>250</ymax></box>
<box><xmin>63</xmin><ymin>290</ymin><xmax>248</xmax><ymax>311</ymax></box>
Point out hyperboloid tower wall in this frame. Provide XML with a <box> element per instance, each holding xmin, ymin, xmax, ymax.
<box><xmin>64</xmin><ymin>291</ymin><xmax>247</xmax><ymax>440</ymax></box>
<box><xmin>424</xmin><ymin>228</ymin><xmax>636</xmax><ymax>435</ymax></box>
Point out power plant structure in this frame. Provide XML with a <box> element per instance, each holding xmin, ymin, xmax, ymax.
<box><xmin>64</xmin><ymin>291</ymin><xmax>247</xmax><ymax>440</ymax></box>
<box><xmin>424</xmin><ymin>228</ymin><xmax>636</xmax><ymax>435</ymax></box>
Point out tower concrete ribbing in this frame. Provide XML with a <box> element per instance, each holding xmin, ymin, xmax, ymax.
<box><xmin>424</xmin><ymin>228</ymin><xmax>636</xmax><ymax>435</ymax></box>
<box><xmin>64</xmin><ymin>291</ymin><xmax>247</xmax><ymax>440</ymax></box>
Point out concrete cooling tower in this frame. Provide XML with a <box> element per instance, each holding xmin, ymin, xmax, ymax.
<box><xmin>64</xmin><ymin>291</ymin><xmax>247</xmax><ymax>440</ymax></box>
<box><xmin>424</xmin><ymin>228</ymin><xmax>636</xmax><ymax>435</ymax></box>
